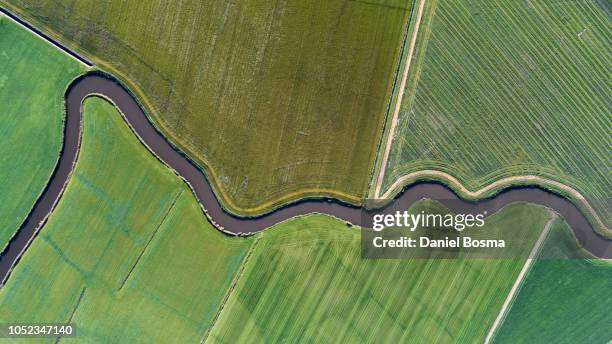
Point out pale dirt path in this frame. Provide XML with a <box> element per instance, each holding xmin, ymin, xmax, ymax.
<box><xmin>374</xmin><ymin>0</ymin><xmax>426</xmax><ymax>198</ymax></box>
<box><xmin>483</xmin><ymin>212</ymin><xmax>557</xmax><ymax>344</ymax></box>
<box><xmin>382</xmin><ymin>170</ymin><xmax>609</xmax><ymax>235</ymax></box>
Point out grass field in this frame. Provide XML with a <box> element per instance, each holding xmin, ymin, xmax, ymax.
<box><xmin>493</xmin><ymin>218</ymin><xmax>612</xmax><ymax>343</ymax></box>
<box><xmin>381</xmin><ymin>0</ymin><xmax>611</xmax><ymax>226</ymax></box>
<box><xmin>0</xmin><ymin>98</ymin><xmax>253</xmax><ymax>343</ymax></box>
<box><xmin>3</xmin><ymin>0</ymin><xmax>411</xmax><ymax>215</ymax></box>
<box><xmin>207</xmin><ymin>203</ymin><xmax>551</xmax><ymax>343</ymax></box>
<box><xmin>0</xmin><ymin>14</ymin><xmax>84</xmax><ymax>250</ymax></box>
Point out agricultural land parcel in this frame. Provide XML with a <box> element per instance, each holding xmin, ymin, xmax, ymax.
<box><xmin>2</xmin><ymin>0</ymin><xmax>411</xmax><ymax>215</ymax></box>
<box><xmin>381</xmin><ymin>0</ymin><xmax>611</xmax><ymax>226</ymax></box>
<box><xmin>207</xmin><ymin>203</ymin><xmax>551</xmax><ymax>343</ymax></box>
<box><xmin>0</xmin><ymin>98</ymin><xmax>253</xmax><ymax>343</ymax></box>
<box><xmin>493</xmin><ymin>218</ymin><xmax>612</xmax><ymax>343</ymax></box>
<box><xmin>0</xmin><ymin>14</ymin><xmax>84</xmax><ymax>250</ymax></box>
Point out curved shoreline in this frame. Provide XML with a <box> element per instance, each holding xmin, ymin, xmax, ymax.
<box><xmin>382</xmin><ymin>170</ymin><xmax>610</xmax><ymax>238</ymax></box>
<box><xmin>1</xmin><ymin>73</ymin><xmax>611</xmax><ymax>288</ymax></box>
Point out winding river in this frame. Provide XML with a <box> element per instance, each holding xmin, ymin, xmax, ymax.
<box><xmin>1</xmin><ymin>0</ymin><xmax>612</xmax><ymax>285</ymax></box>
<box><xmin>1</xmin><ymin>73</ymin><xmax>610</xmax><ymax>286</ymax></box>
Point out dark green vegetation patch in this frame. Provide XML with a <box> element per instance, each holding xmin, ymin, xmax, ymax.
<box><xmin>493</xmin><ymin>218</ymin><xmax>612</xmax><ymax>343</ymax></box>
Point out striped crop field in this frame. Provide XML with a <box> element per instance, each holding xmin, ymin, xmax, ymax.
<box><xmin>0</xmin><ymin>98</ymin><xmax>253</xmax><ymax>343</ymax></box>
<box><xmin>207</xmin><ymin>203</ymin><xmax>551</xmax><ymax>343</ymax></box>
<box><xmin>382</xmin><ymin>0</ymin><xmax>611</xmax><ymax>226</ymax></box>
<box><xmin>3</xmin><ymin>0</ymin><xmax>411</xmax><ymax>215</ymax></box>
<box><xmin>493</xmin><ymin>217</ymin><xmax>612</xmax><ymax>343</ymax></box>
<box><xmin>0</xmin><ymin>14</ymin><xmax>84</xmax><ymax>250</ymax></box>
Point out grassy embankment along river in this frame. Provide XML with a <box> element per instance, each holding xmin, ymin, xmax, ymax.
<box><xmin>0</xmin><ymin>13</ymin><xmax>84</xmax><ymax>250</ymax></box>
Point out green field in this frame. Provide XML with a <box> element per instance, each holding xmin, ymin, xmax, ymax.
<box><xmin>493</xmin><ymin>218</ymin><xmax>612</xmax><ymax>343</ymax></box>
<box><xmin>381</xmin><ymin>0</ymin><xmax>611</xmax><ymax>226</ymax></box>
<box><xmin>0</xmin><ymin>98</ymin><xmax>253</xmax><ymax>343</ymax></box>
<box><xmin>207</xmin><ymin>204</ymin><xmax>551</xmax><ymax>343</ymax></box>
<box><xmin>0</xmin><ymin>14</ymin><xmax>84</xmax><ymax>250</ymax></box>
<box><xmin>3</xmin><ymin>0</ymin><xmax>411</xmax><ymax>215</ymax></box>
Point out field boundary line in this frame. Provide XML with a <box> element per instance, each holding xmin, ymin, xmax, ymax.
<box><xmin>483</xmin><ymin>212</ymin><xmax>557</xmax><ymax>344</ymax></box>
<box><xmin>117</xmin><ymin>190</ymin><xmax>183</xmax><ymax>291</ymax></box>
<box><xmin>200</xmin><ymin>235</ymin><xmax>261</xmax><ymax>344</ymax></box>
<box><xmin>367</xmin><ymin>0</ymin><xmax>415</xmax><ymax>199</ymax></box>
<box><xmin>373</xmin><ymin>0</ymin><xmax>426</xmax><ymax>198</ymax></box>
<box><xmin>0</xmin><ymin>7</ymin><xmax>92</xmax><ymax>67</ymax></box>
<box><xmin>56</xmin><ymin>286</ymin><xmax>87</xmax><ymax>344</ymax></box>
<box><xmin>381</xmin><ymin>170</ymin><xmax>610</xmax><ymax>236</ymax></box>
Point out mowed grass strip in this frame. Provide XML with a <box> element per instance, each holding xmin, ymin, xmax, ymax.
<box><xmin>493</xmin><ymin>218</ymin><xmax>612</xmax><ymax>343</ymax></box>
<box><xmin>0</xmin><ymin>98</ymin><xmax>253</xmax><ymax>343</ymax></box>
<box><xmin>4</xmin><ymin>0</ymin><xmax>411</xmax><ymax>214</ymax></box>
<box><xmin>207</xmin><ymin>203</ymin><xmax>551</xmax><ymax>343</ymax></box>
<box><xmin>0</xmin><ymin>14</ymin><xmax>84</xmax><ymax>250</ymax></box>
<box><xmin>383</xmin><ymin>0</ymin><xmax>611</xmax><ymax>225</ymax></box>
